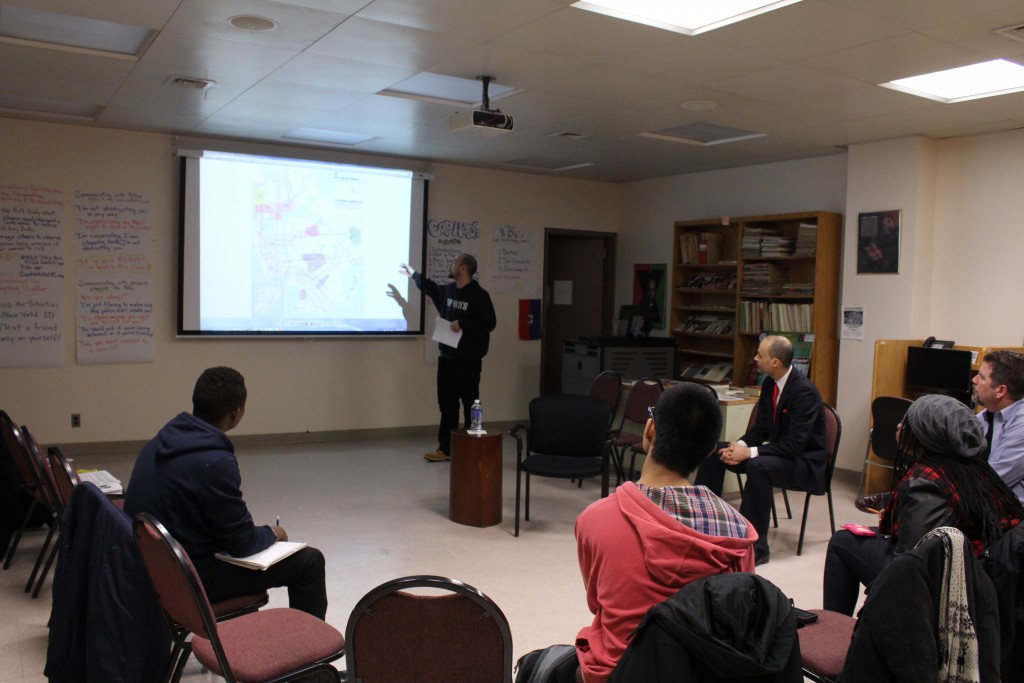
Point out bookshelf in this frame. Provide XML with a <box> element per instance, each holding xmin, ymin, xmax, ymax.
<box><xmin>671</xmin><ymin>211</ymin><xmax>842</xmax><ymax>405</ymax></box>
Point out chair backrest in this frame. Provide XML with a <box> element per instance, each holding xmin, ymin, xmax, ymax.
<box><xmin>21</xmin><ymin>426</ymin><xmax>60</xmax><ymax>511</ymax></box>
<box><xmin>47</xmin><ymin>446</ymin><xmax>79</xmax><ymax>511</ymax></box>
<box><xmin>821</xmin><ymin>403</ymin><xmax>842</xmax><ymax>486</ymax></box>
<box><xmin>0</xmin><ymin>411</ymin><xmax>39</xmax><ymax>498</ymax></box>
<box><xmin>869</xmin><ymin>396</ymin><xmax>913</xmax><ymax>461</ymax></box>
<box><xmin>589</xmin><ymin>370</ymin><xmax>622</xmax><ymax>424</ymax></box>
<box><xmin>528</xmin><ymin>394</ymin><xmax>611</xmax><ymax>458</ymax></box>
<box><xmin>745</xmin><ymin>398</ymin><xmax>760</xmax><ymax>433</ymax></box>
<box><xmin>621</xmin><ymin>377</ymin><xmax>663</xmax><ymax>424</ymax></box>
<box><xmin>345</xmin><ymin>575</ymin><xmax>513</xmax><ymax>683</ymax></box>
<box><xmin>1</xmin><ymin>414</ymin><xmax>54</xmax><ymax>510</ymax></box>
<box><xmin>133</xmin><ymin>513</ymin><xmax>220</xmax><ymax>647</ymax></box>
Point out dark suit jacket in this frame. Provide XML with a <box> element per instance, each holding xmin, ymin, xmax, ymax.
<box><xmin>742</xmin><ymin>367</ymin><xmax>827</xmax><ymax>491</ymax></box>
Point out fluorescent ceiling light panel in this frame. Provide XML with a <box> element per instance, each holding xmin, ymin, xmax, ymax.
<box><xmin>284</xmin><ymin>128</ymin><xmax>375</xmax><ymax>146</ymax></box>
<box><xmin>0</xmin><ymin>4</ymin><xmax>152</xmax><ymax>56</ymax></box>
<box><xmin>0</xmin><ymin>93</ymin><xmax>101</xmax><ymax>120</ymax></box>
<box><xmin>880</xmin><ymin>59</ymin><xmax>1024</xmax><ymax>103</ymax></box>
<box><xmin>502</xmin><ymin>157</ymin><xmax>595</xmax><ymax>172</ymax></box>
<box><xmin>570</xmin><ymin>0</ymin><xmax>802</xmax><ymax>35</ymax></box>
<box><xmin>381</xmin><ymin>73</ymin><xmax>519</xmax><ymax>107</ymax></box>
<box><xmin>639</xmin><ymin>121</ymin><xmax>765</xmax><ymax>146</ymax></box>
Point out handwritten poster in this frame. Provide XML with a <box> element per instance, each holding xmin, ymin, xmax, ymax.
<box><xmin>425</xmin><ymin>217</ymin><xmax>480</xmax><ymax>282</ymax></box>
<box><xmin>486</xmin><ymin>223</ymin><xmax>540</xmax><ymax>296</ymax></box>
<box><xmin>0</xmin><ymin>184</ymin><xmax>65</xmax><ymax>368</ymax></box>
<box><xmin>74</xmin><ymin>191</ymin><xmax>154</xmax><ymax>364</ymax></box>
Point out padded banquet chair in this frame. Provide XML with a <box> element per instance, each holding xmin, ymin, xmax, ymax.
<box><xmin>612</xmin><ymin>378</ymin><xmax>662</xmax><ymax>481</ymax></box>
<box><xmin>133</xmin><ymin>513</ymin><xmax>344</xmax><ymax>683</ymax></box>
<box><xmin>0</xmin><ymin>411</ymin><xmax>55</xmax><ymax>570</ymax></box>
<box><xmin>344</xmin><ymin>575</ymin><xmax>512</xmax><ymax>683</ymax></box>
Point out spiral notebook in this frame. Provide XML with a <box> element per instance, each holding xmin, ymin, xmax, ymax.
<box><xmin>214</xmin><ymin>541</ymin><xmax>306</xmax><ymax>570</ymax></box>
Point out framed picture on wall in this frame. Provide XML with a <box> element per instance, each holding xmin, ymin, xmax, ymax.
<box><xmin>857</xmin><ymin>210</ymin><xmax>901</xmax><ymax>274</ymax></box>
<box><xmin>632</xmin><ymin>263</ymin><xmax>666</xmax><ymax>331</ymax></box>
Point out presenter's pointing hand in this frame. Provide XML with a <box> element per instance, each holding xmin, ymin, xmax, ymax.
<box><xmin>399</xmin><ymin>263</ymin><xmax>414</xmax><ymax>278</ymax></box>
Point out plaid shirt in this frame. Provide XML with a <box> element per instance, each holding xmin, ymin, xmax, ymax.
<box><xmin>637</xmin><ymin>483</ymin><xmax>750</xmax><ymax>539</ymax></box>
<box><xmin>882</xmin><ymin>462</ymin><xmax>1021</xmax><ymax>556</ymax></box>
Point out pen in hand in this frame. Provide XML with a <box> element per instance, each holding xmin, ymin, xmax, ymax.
<box><xmin>276</xmin><ymin>516</ymin><xmax>280</xmax><ymax>527</ymax></box>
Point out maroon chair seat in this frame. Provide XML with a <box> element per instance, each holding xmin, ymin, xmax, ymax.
<box><xmin>133</xmin><ymin>513</ymin><xmax>344</xmax><ymax>683</ymax></box>
<box><xmin>192</xmin><ymin>608</ymin><xmax>344</xmax><ymax>681</ymax></box>
<box><xmin>798</xmin><ymin>609</ymin><xmax>856</xmax><ymax>683</ymax></box>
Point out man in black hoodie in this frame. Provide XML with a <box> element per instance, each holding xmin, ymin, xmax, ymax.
<box><xmin>124</xmin><ymin>366</ymin><xmax>328</xmax><ymax>619</ymax></box>
<box><xmin>402</xmin><ymin>254</ymin><xmax>497</xmax><ymax>462</ymax></box>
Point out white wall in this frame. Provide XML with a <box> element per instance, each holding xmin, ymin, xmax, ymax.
<box><xmin>837</xmin><ymin>131</ymin><xmax>1024</xmax><ymax>473</ymax></box>
<box><xmin>929</xmin><ymin>131</ymin><xmax>1024</xmax><ymax>344</ymax></box>
<box><xmin>0</xmin><ymin>118</ymin><xmax>622</xmax><ymax>444</ymax></box>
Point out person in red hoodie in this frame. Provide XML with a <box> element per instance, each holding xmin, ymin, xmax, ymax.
<box><xmin>575</xmin><ymin>382</ymin><xmax>756</xmax><ymax>683</ymax></box>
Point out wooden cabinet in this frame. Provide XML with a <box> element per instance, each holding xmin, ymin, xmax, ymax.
<box><xmin>671</xmin><ymin>211</ymin><xmax>842</xmax><ymax>405</ymax></box>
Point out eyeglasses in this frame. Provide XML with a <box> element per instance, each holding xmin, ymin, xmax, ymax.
<box><xmin>647</xmin><ymin>405</ymin><xmax>655</xmax><ymax>422</ymax></box>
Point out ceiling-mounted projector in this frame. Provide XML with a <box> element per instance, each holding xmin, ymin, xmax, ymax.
<box><xmin>449</xmin><ymin>109</ymin><xmax>514</xmax><ymax>136</ymax></box>
<box><xmin>448</xmin><ymin>74</ymin><xmax>514</xmax><ymax>137</ymax></box>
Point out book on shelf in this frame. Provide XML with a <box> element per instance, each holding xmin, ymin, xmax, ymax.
<box><xmin>679</xmin><ymin>271</ymin><xmax>736</xmax><ymax>290</ymax></box>
<box><xmin>215</xmin><ymin>541</ymin><xmax>307</xmax><ymax>571</ymax></box>
<box><xmin>777</xmin><ymin>331</ymin><xmax>814</xmax><ymax>378</ymax></box>
<box><xmin>703</xmin><ymin>362</ymin><xmax>733</xmax><ymax>382</ymax></box>
<box><xmin>676</xmin><ymin>315</ymin><xmax>733</xmax><ymax>335</ymax></box>
<box><xmin>701</xmin><ymin>232</ymin><xmax>723</xmax><ymax>264</ymax></box>
<box><xmin>794</xmin><ymin>223</ymin><xmax>818</xmax><ymax>256</ymax></box>
<box><xmin>680</xmin><ymin>232</ymin><xmax>700</xmax><ymax>264</ymax></box>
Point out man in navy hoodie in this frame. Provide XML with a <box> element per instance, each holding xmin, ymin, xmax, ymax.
<box><xmin>402</xmin><ymin>253</ymin><xmax>497</xmax><ymax>462</ymax></box>
<box><xmin>124</xmin><ymin>366</ymin><xmax>328</xmax><ymax>619</ymax></box>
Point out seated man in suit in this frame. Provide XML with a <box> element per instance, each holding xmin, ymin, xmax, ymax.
<box><xmin>124</xmin><ymin>366</ymin><xmax>328</xmax><ymax>620</ymax></box>
<box><xmin>694</xmin><ymin>334</ymin><xmax>827</xmax><ymax>565</ymax></box>
<box><xmin>575</xmin><ymin>382</ymin><xmax>755</xmax><ymax>683</ymax></box>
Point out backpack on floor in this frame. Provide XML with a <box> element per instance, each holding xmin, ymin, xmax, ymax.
<box><xmin>514</xmin><ymin>644</ymin><xmax>578</xmax><ymax>683</ymax></box>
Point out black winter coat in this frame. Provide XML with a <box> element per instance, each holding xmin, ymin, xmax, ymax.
<box><xmin>609</xmin><ymin>572</ymin><xmax>802</xmax><ymax>683</ymax></box>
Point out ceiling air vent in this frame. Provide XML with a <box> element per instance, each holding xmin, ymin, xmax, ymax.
<box><xmin>994</xmin><ymin>24</ymin><xmax>1024</xmax><ymax>43</ymax></box>
<box><xmin>164</xmin><ymin>76</ymin><xmax>216</xmax><ymax>90</ymax></box>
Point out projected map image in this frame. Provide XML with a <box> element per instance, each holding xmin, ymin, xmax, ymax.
<box><xmin>190</xmin><ymin>150</ymin><xmax>419</xmax><ymax>334</ymax></box>
<box><xmin>251</xmin><ymin>168</ymin><xmax>365</xmax><ymax>326</ymax></box>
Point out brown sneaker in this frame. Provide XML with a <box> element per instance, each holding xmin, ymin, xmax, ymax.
<box><xmin>424</xmin><ymin>449</ymin><xmax>450</xmax><ymax>462</ymax></box>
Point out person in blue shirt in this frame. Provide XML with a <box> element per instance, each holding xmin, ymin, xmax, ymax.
<box><xmin>973</xmin><ymin>349</ymin><xmax>1024</xmax><ymax>500</ymax></box>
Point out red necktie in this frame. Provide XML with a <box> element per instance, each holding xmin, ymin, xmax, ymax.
<box><xmin>772</xmin><ymin>383</ymin><xmax>780</xmax><ymax>420</ymax></box>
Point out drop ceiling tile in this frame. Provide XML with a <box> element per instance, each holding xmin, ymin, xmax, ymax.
<box><xmin>270</xmin><ymin>52</ymin><xmax>418</xmax><ymax>93</ymax></box>
<box><xmin>356</xmin><ymin>0</ymin><xmax>565</xmax><ymax>40</ymax></box>
<box><xmin>802</xmin><ymin>32</ymin><xmax>984</xmax><ymax>84</ymax></box>
<box><xmin>160</xmin><ymin>0</ymin><xmax>350</xmax><ymax>50</ymax></box>
<box><xmin>309</xmin><ymin>17</ymin><xmax>474</xmax><ymax>71</ymax></box>
<box><xmin>712</xmin><ymin>63</ymin><xmax>867</xmax><ymax>105</ymax></box>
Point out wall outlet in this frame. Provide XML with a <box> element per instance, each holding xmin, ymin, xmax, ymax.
<box><xmin>71</xmin><ymin>414</ymin><xmax>81</xmax><ymax>428</ymax></box>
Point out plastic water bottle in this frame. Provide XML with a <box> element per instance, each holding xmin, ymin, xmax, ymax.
<box><xmin>470</xmin><ymin>399</ymin><xmax>483</xmax><ymax>432</ymax></box>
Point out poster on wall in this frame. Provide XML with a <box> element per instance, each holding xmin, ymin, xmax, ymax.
<box><xmin>857</xmin><ymin>210</ymin><xmax>900</xmax><ymax>274</ymax></box>
<box><xmin>74</xmin><ymin>190</ymin><xmax>154</xmax><ymax>364</ymax></box>
<box><xmin>485</xmin><ymin>223</ymin><xmax>541</xmax><ymax>297</ymax></box>
<box><xmin>0</xmin><ymin>184</ymin><xmax>65</xmax><ymax>368</ymax></box>
<box><xmin>632</xmin><ymin>263</ymin><xmax>667</xmax><ymax>331</ymax></box>
<box><xmin>425</xmin><ymin>217</ymin><xmax>480</xmax><ymax>282</ymax></box>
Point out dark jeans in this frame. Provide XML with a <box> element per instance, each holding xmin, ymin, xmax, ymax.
<box><xmin>436</xmin><ymin>356</ymin><xmax>482</xmax><ymax>455</ymax></box>
<box><xmin>694</xmin><ymin>453</ymin><xmax>801</xmax><ymax>554</ymax></box>
<box><xmin>822</xmin><ymin>529</ymin><xmax>894</xmax><ymax>616</ymax></box>
<box><xmin>202</xmin><ymin>546</ymin><xmax>328</xmax><ymax>619</ymax></box>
